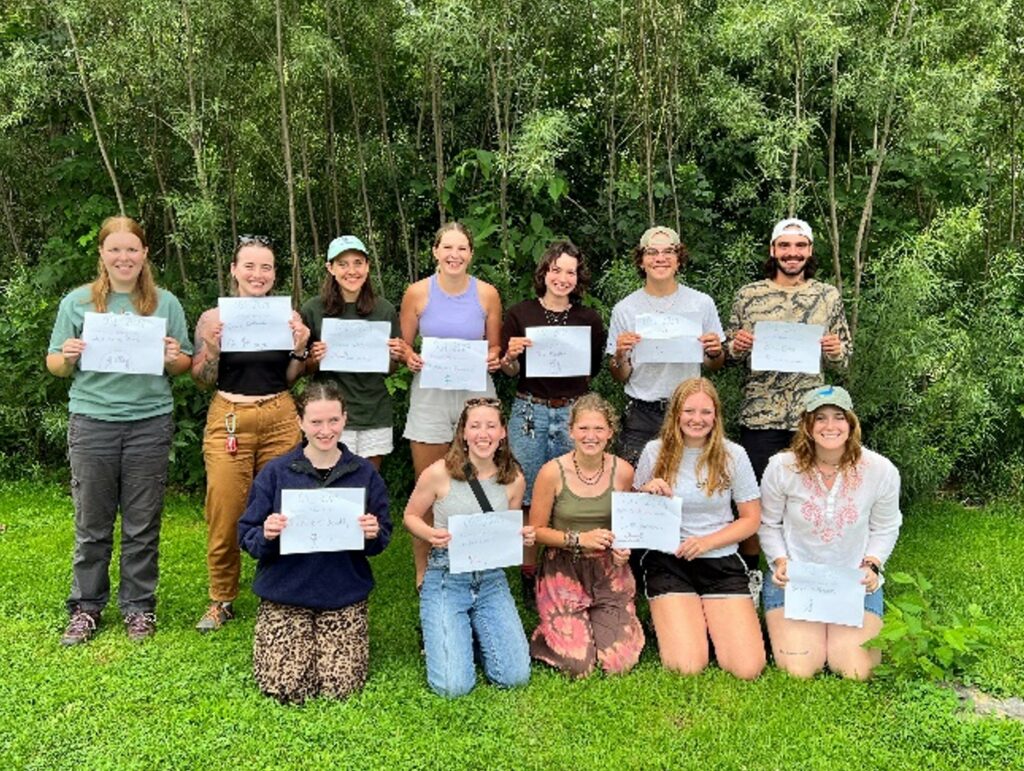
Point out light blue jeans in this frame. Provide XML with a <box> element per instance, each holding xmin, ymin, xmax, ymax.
<box><xmin>420</xmin><ymin>549</ymin><xmax>531</xmax><ymax>698</ymax></box>
<box><xmin>508</xmin><ymin>396</ymin><xmax>573</xmax><ymax>505</ymax></box>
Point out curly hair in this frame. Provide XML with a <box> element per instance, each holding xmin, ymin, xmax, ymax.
<box><xmin>569</xmin><ymin>393</ymin><xmax>619</xmax><ymax>437</ymax></box>
<box><xmin>89</xmin><ymin>216</ymin><xmax>158</xmax><ymax>315</ymax></box>
<box><xmin>445</xmin><ymin>399</ymin><xmax>520</xmax><ymax>485</ymax></box>
<box><xmin>532</xmin><ymin>240</ymin><xmax>590</xmax><ymax>302</ymax></box>
<box><xmin>789</xmin><ymin>407</ymin><xmax>862</xmax><ymax>475</ymax></box>
<box><xmin>652</xmin><ymin>378</ymin><xmax>731</xmax><ymax>496</ymax></box>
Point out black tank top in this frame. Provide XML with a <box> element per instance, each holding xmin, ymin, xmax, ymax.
<box><xmin>217</xmin><ymin>350</ymin><xmax>290</xmax><ymax>395</ymax></box>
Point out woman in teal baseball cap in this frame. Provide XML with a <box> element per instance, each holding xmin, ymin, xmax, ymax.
<box><xmin>759</xmin><ymin>385</ymin><xmax>902</xmax><ymax>679</ymax></box>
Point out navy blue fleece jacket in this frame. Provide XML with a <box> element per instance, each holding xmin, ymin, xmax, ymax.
<box><xmin>238</xmin><ymin>443</ymin><xmax>392</xmax><ymax>609</ymax></box>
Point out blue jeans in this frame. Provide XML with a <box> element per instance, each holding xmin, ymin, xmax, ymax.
<box><xmin>508</xmin><ymin>397</ymin><xmax>573</xmax><ymax>505</ymax></box>
<box><xmin>420</xmin><ymin>549</ymin><xmax>531</xmax><ymax>698</ymax></box>
<box><xmin>762</xmin><ymin>569</ymin><xmax>885</xmax><ymax>618</ymax></box>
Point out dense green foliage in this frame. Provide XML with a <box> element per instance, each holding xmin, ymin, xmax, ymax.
<box><xmin>1</xmin><ymin>0</ymin><xmax>1022</xmax><ymax>498</ymax></box>
<box><xmin>0</xmin><ymin>481</ymin><xmax>1022</xmax><ymax>768</ymax></box>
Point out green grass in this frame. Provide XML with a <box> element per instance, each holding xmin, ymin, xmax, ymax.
<box><xmin>1</xmin><ymin>480</ymin><xmax>1022</xmax><ymax>770</ymax></box>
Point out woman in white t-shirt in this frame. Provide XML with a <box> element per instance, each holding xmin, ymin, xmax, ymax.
<box><xmin>759</xmin><ymin>385</ymin><xmax>901</xmax><ymax>680</ymax></box>
<box><xmin>634</xmin><ymin>377</ymin><xmax>765</xmax><ymax>679</ymax></box>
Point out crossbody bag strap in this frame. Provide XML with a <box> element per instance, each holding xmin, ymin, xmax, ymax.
<box><xmin>467</xmin><ymin>477</ymin><xmax>495</xmax><ymax>513</ymax></box>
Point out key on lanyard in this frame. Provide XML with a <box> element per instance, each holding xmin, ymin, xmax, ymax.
<box><xmin>225</xmin><ymin>412</ymin><xmax>238</xmax><ymax>455</ymax></box>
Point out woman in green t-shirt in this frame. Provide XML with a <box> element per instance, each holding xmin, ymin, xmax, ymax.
<box><xmin>46</xmin><ymin>216</ymin><xmax>192</xmax><ymax>646</ymax></box>
<box><xmin>302</xmin><ymin>235</ymin><xmax>406</xmax><ymax>470</ymax></box>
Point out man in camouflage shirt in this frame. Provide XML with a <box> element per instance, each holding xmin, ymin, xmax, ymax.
<box><xmin>725</xmin><ymin>218</ymin><xmax>852</xmax><ymax>569</ymax></box>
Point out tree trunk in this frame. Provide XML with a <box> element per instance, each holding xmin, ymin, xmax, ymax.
<box><xmin>64</xmin><ymin>17</ymin><xmax>125</xmax><ymax>216</ymax></box>
<box><xmin>274</xmin><ymin>0</ymin><xmax>301</xmax><ymax>307</ymax></box>
<box><xmin>788</xmin><ymin>32</ymin><xmax>803</xmax><ymax>218</ymax></box>
<box><xmin>827</xmin><ymin>50</ymin><xmax>842</xmax><ymax>291</ymax></box>
<box><xmin>0</xmin><ymin>174</ymin><xmax>24</xmax><ymax>261</ymax></box>
<box><xmin>638</xmin><ymin>0</ymin><xmax>655</xmax><ymax>225</ymax></box>
<box><xmin>430</xmin><ymin>60</ymin><xmax>446</xmax><ymax>224</ymax></box>
<box><xmin>301</xmin><ymin>135</ymin><xmax>320</xmax><ymax>260</ymax></box>
<box><xmin>488</xmin><ymin>31</ymin><xmax>510</xmax><ymax>268</ymax></box>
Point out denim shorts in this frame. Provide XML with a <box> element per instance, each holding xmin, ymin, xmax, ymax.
<box><xmin>762</xmin><ymin>569</ymin><xmax>884</xmax><ymax>619</ymax></box>
<box><xmin>508</xmin><ymin>396</ymin><xmax>573</xmax><ymax>505</ymax></box>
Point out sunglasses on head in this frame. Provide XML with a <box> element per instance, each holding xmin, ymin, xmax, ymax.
<box><xmin>464</xmin><ymin>397</ymin><xmax>502</xmax><ymax>409</ymax></box>
<box><xmin>238</xmin><ymin>234</ymin><xmax>273</xmax><ymax>247</ymax></box>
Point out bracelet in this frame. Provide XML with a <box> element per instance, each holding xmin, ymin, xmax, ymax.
<box><xmin>860</xmin><ymin>559</ymin><xmax>881</xmax><ymax>575</ymax></box>
<box><xmin>289</xmin><ymin>349</ymin><xmax>310</xmax><ymax>361</ymax></box>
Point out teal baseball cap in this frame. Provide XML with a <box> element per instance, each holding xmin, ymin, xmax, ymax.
<box><xmin>803</xmin><ymin>385</ymin><xmax>853</xmax><ymax>413</ymax></box>
<box><xmin>327</xmin><ymin>235</ymin><xmax>368</xmax><ymax>261</ymax></box>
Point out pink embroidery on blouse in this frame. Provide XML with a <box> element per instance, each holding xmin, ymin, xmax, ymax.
<box><xmin>799</xmin><ymin>459</ymin><xmax>866</xmax><ymax>543</ymax></box>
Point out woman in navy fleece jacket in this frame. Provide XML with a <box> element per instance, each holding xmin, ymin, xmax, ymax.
<box><xmin>238</xmin><ymin>380</ymin><xmax>392</xmax><ymax>703</ymax></box>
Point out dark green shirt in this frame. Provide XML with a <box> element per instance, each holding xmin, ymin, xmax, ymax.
<box><xmin>300</xmin><ymin>295</ymin><xmax>400</xmax><ymax>430</ymax></box>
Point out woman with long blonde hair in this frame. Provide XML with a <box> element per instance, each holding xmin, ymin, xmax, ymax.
<box><xmin>634</xmin><ymin>377</ymin><xmax>765</xmax><ymax>679</ymax></box>
<box><xmin>46</xmin><ymin>216</ymin><xmax>192</xmax><ymax>645</ymax></box>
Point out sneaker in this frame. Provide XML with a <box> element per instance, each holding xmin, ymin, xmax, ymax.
<box><xmin>747</xmin><ymin>569</ymin><xmax>764</xmax><ymax>607</ymax></box>
<box><xmin>61</xmin><ymin>609</ymin><xmax>100</xmax><ymax>646</ymax></box>
<box><xmin>124</xmin><ymin>612</ymin><xmax>157</xmax><ymax>642</ymax></box>
<box><xmin>195</xmin><ymin>601</ymin><xmax>234</xmax><ymax>633</ymax></box>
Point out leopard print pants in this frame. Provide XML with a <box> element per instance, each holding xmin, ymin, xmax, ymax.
<box><xmin>252</xmin><ymin>599</ymin><xmax>369</xmax><ymax>704</ymax></box>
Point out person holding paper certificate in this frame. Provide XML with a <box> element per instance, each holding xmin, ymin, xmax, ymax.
<box><xmin>633</xmin><ymin>378</ymin><xmax>766</xmax><ymax>680</ymax></box>
<box><xmin>499</xmin><ymin>241</ymin><xmax>606</xmax><ymax>609</ymax></box>
<box><xmin>607</xmin><ymin>226</ymin><xmax>725</xmax><ymax>467</ymax></box>
<box><xmin>191</xmin><ymin>235</ymin><xmax>311</xmax><ymax>633</ymax></box>
<box><xmin>237</xmin><ymin>381</ymin><xmax>391</xmax><ymax>704</ymax></box>
<box><xmin>403</xmin><ymin>398</ymin><xmax>533</xmax><ymax>698</ymax></box>
<box><xmin>302</xmin><ymin>235</ymin><xmax>404</xmax><ymax>469</ymax></box>
<box><xmin>46</xmin><ymin>216</ymin><xmax>192</xmax><ymax>645</ymax></box>
<box><xmin>759</xmin><ymin>386</ymin><xmax>901</xmax><ymax>680</ymax></box>
<box><xmin>529</xmin><ymin>394</ymin><xmax>644</xmax><ymax>677</ymax></box>
<box><xmin>724</xmin><ymin>218</ymin><xmax>852</xmax><ymax>571</ymax></box>
<box><xmin>400</xmin><ymin>222</ymin><xmax>504</xmax><ymax>590</ymax></box>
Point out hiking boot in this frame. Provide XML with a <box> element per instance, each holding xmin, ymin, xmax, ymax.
<box><xmin>61</xmin><ymin>609</ymin><xmax>100</xmax><ymax>646</ymax></box>
<box><xmin>124</xmin><ymin>612</ymin><xmax>157</xmax><ymax>642</ymax></box>
<box><xmin>195</xmin><ymin>601</ymin><xmax>234</xmax><ymax>633</ymax></box>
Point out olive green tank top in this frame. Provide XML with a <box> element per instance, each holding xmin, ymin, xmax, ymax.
<box><xmin>550</xmin><ymin>456</ymin><xmax>617</xmax><ymax>533</ymax></box>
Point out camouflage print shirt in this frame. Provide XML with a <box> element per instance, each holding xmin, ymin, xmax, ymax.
<box><xmin>725</xmin><ymin>279</ymin><xmax>852</xmax><ymax>430</ymax></box>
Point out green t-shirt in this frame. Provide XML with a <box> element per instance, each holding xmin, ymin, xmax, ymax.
<box><xmin>48</xmin><ymin>285</ymin><xmax>193</xmax><ymax>421</ymax></box>
<box><xmin>300</xmin><ymin>295</ymin><xmax>400</xmax><ymax>430</ymax></box>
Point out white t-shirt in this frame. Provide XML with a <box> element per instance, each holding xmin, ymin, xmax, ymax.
<box><xmin>758</xmin><ymin>449</ymin><xmax>902</xmax><ymax>568</ymax></box>
<box><xmin>606</xmin><ymin>284</ymin><xmax>724</xmax><ymax>401</ymax></box>
<box><xmin>634</xmin><ymin>438</ymin><xmax>759</xmax><ymax>558</ymax></box>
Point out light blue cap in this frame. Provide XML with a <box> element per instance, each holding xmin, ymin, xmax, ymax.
<box><xmin>803</xmin><ymin>385</ymin><xmax>853</xmax><ymax>413</ymax></box>
<box><xmin>327</xmin><ymin>235</ymin><xmax>368</xmax><ymax>261</ymax></box>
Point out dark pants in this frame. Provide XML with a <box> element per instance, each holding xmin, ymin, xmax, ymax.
<box><xmin>738</xmin><ymin>427</ymin><xmax>795</xmax><ymax>483</ymax></box>
<box><xmin>67</xmin><ymin>413</ymin><xmax>173</xmax><ymax>615</ymax></box>
<box><xmin>618</xmin><ymin>399</ymin><xmax>667</xmax><ymax>468</ymax></box>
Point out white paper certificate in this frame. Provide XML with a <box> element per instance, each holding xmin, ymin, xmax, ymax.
<box><xmin>218</xmin><ymin>296</ymin><xmax>294</xmax><ymax>352</ymax></box>
<box><xmin>80</xmin><ymin>312</ymin><xmax>167</xmax><ymax>376</ymax></box>
<box><xmin>784</xmin><ymin>561</ymin><xmax>866</xmax><ymax>628</ymax></box>
<box><xmin>611</xmin><ymin>492</ymin><xmax>683</xmax><ymax>553</ymax></box>
<box><xmin>524</xmin><ymin>326</ymin><xmax>591</xmax><ymax>378</ymax></box>
<box><xmin>446</xmin><ymin>510</ymin><xmax>523</xmax><ymax>574</ymax></box>
<box><xmin>320</xmin><ymin>319</ymin><xmax>392</xmax><ymax>373</ymax></box>
<box><xmin>419</xmin><ymin>337</ymin><xmax>488</xmax><ymax>391</ymax></box>
<box><xmin>750</xmin><ymin>321</ymin><xmax>824</xmax><ymax>374</ymax></box>
<box><xmin>633</xmin><ymin>312</ymin><xmax>704</xmax><ymax>364</ymax></box>
<box><xmin>279</xmin><ymin>488</ymin><xmax>366</xmax><ymax>555</ymax></box>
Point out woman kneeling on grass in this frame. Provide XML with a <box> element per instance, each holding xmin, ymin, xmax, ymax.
<box><xmin>238</xmin><ymin>381</ymin><xmax>392</xmax><ymax>703</ymax></box>
<box><xmin>529</xmin><ymin>394</ymin><xmax>644</xmax><ymax>677</ymax></box>
<box><xmin>404</xmin><ymin>398</ymin><xmax>534</xmax><ymax>698</ymax></box>
<box><xmin>759</xmin><ymin>385</ymin><xmax>901</xmax><ymax>680</ymax></box>
<box><xmin>634</xmin><ymin>378</ymin><xmax>766</xmax><ymax>680</ymax></box>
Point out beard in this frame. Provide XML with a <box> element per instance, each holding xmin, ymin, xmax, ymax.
<box><xmin>774</xmin><ymin>257</ymin><xmax>808</xmax><ymax>277</ymax></box>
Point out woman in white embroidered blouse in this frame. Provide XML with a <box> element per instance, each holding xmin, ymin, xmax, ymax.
<box><xmin>759</xmin><ymin>385</ymin><xmax>901</xmax><ymax>680</ymax></box>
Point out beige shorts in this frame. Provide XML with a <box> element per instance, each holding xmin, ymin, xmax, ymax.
<box><xmin>340</xmin><ymin>426</ymin><xmax>394</xmax><ymax>457</ymax></box>
<box><xmin>401</xmin><ymin>372</ymin><xmax>496</xmax><ymax>444</ymax></box>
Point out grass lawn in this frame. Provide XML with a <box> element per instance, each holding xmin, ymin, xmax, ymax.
<box><xmin>1</xmin><ymin>479</ymin><xmax>1022</xmax><ymax>770</ymax></box>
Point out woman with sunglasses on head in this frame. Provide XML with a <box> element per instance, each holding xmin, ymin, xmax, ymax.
<box><xmin>404</xmin><ymin>397</ymin><xmax>533</xmax><ymax>698</ymax></box>
<box><xmin>301</xmin><ymin>235</ymin><xmax>405</xmax><ymax>471</ymax></box>
<box><xmin>238</xmin><ymin>381</ymin><xmax>391</xmax><ymax>704</ymax></box>
<box><xmin>529</xmin><ymin>394</ymin><xmax>644</xmax><ymax>677</ymax></box>
<box><xmin>190</xmin><ymin>234</ymin><xmax>310</xmax><ymax>633</ymax></box>
<box><xmin>633</xmin><ymin>378</ymin><xmax>766</xmax><ymax>680</ymax></box>
<box><xmin>47</xmin><ymin>216</ymin><xmax>192</xmax><ymax>645</ymax></box>
<box><xmin>499</xmin><ymin>241</ymin><xmax>606</xmax><ymax>609</ymax></box>
<box><xmin>400</xmin><ymin>222</ymin><xmax>504</xmax><ymax>591</ymax></box>
<box><xmin>760</xmin><ymin>386</ymin><xmax>901</xmax><ymax>680</ymax></box>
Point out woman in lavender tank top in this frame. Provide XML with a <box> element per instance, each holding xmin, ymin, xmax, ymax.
<box><xmin>400</xmin><ymin>222</ymin><xmax>503</xmax><ymax>589</ymax></box>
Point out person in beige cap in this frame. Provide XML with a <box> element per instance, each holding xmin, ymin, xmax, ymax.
<box><xmin>724</xmin><ymin>217</ymin><xmax>852</xmax><ymax>571</ymax></box>
<box><xmin>759</xmin><ymin>385</ymin><xmax>901</xmax><ymax>680</ymax></box>
<box><xmin>606</xmin><ymin>225</ymin><xmax>725</xmax><ymax>467</ymax></box>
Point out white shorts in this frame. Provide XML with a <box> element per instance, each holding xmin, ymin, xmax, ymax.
<box><xmin>340</xmin><ymin>426</ymin><xmax>394</xmax><ymax>458</ymax></box>
<box><xmin>401</xmin><ymin>372</ymin><xmax>496</xmax><ymax>444</ymax></box>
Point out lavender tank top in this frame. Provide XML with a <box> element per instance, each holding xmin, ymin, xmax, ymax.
<box><xmin>419</xmin><ymin>274</ymin><xmax>486</xmax><ymax>339</ymax></box>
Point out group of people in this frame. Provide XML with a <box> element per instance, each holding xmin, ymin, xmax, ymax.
<box><xmin>47</xmin><ymin>214</ymin><xmax>901</xmax><ymax>704</ymax></box>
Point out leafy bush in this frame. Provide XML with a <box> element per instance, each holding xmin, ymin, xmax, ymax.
<box><xmin>868</xmin><ymin>571</ymin><xmax>993</xmax><ymax>682</ymax></box>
